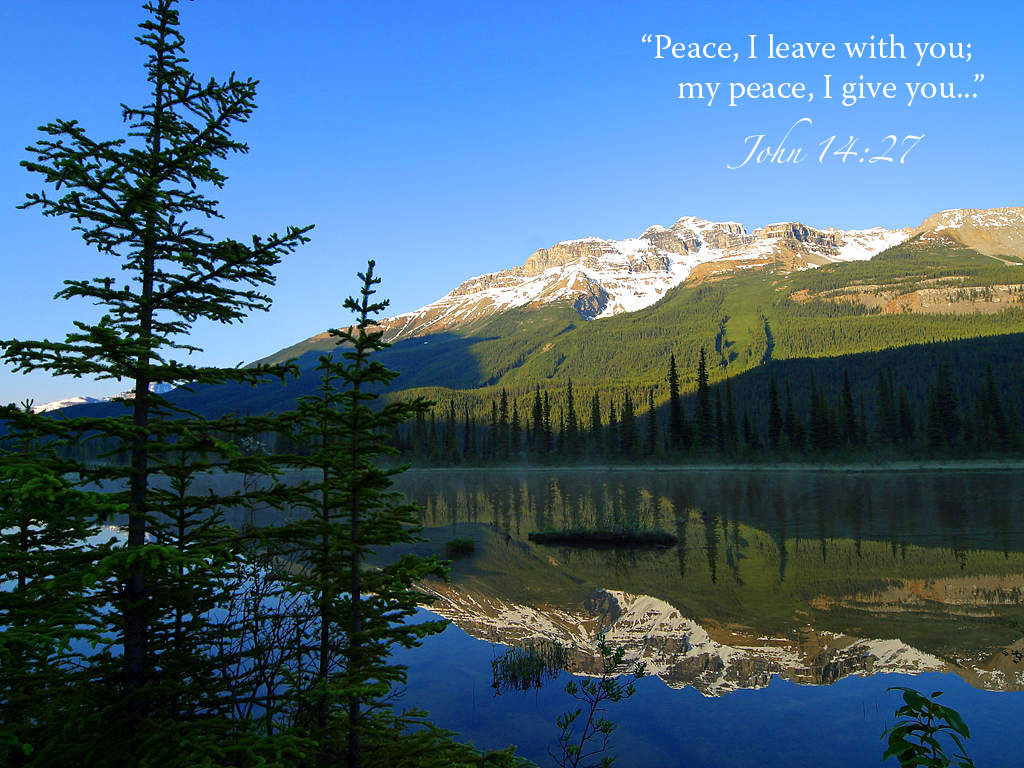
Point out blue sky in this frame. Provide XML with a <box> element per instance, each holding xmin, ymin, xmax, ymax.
<box><xmin>1</xmin><ymin>0</ymin><xmax>1021</xmax><ymax>403</ymax></box>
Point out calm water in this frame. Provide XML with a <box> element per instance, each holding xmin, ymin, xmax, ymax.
<box><xmin>386</xmin><ymin>468</ymin><xmax>1024</xmax><ymax>767</ymax></box>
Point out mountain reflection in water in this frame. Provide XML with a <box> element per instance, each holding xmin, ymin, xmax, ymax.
<box><xmin>394</xmin><ymin>469</ymin><xmax>1024</xmax><ymax>695</ymax></box>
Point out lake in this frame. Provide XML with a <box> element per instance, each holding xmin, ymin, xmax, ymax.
<box><xmin>385</xmin><ymin>467</ymin><xmax>1024</xmax><ymax>767</ymax></box>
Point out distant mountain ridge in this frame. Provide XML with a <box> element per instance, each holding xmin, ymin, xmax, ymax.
<box><xmin>277</xmin><ymin>207</ymin><xmax>1021</xmax><ymax>363</ymax></box>
<box><xmin>361</xmin><ymin>216</ymin><xmax>908</xmax><ymax>343</ymax></box>
<box><xmin>30</xmin><ymin>206</ymin><xmax>1024</xmax><ymax>415</ymax></box>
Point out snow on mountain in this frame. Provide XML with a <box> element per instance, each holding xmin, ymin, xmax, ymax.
<box><xmin>378</xmin><ymin>215</ymin><xmax>909</xmax><ymax>342</ymax></box>
<box><xmin>420</xmin><ymin>583</ymin><xmax>961</xmax><ymax>697</ymax></box>
<box><xmin>28</xmin><ymin>382</ymin><xmax>177</xmax><ymax>414</ymax></box>
<box><xmin>30</xmin><ymin>396</ymin><xmax>105</xmax><ymax>414</ymax></box>
<box><xmin>913</xmin><ymin>206</ymin><xmax>1024</xmax><ymax>260</ymax></box>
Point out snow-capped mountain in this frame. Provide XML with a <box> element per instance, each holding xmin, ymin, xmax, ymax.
<box><xmin>371</xmin><ymin>215</ymin><xmax>908</xmax><ymax>342</ymax></box>
<box><xmin>913</xmin><ymin>206</ymin><xmax>1024</xmax><ymax>260</ymax></box>
<box><xmin>421</xmin><ymin>583</ymin><xmax>1021</xmax><ymax>696</ymax></box>
<box><xmin>30</xmin><ymin>396</ymin><xmax>105</xmax><ymax>414</ymax></box>
<box><xmin>29</xmin><ymin>382</ymin><xmax>176</xmax><ymax>415</ymax></box>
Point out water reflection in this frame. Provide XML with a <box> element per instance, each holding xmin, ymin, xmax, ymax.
<box><xmin>395</xmin><ymin>469</ymin><xmax>1024</xmax><ymax>694</ymax></box>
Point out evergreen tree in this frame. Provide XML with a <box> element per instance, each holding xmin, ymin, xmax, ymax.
<box><xmin>498</xmin><ymin>389</ymin><xmax>510</xmax><ymax>460</ymax></box>
<box><xmin>724</xmin><ymin>380</ymin><xmax>738</xmax><ymax>454</ymax></box>
<box><xmin>1</xmin><ymin>0</ymin><xmax>310</xmax><ymax>758</ymax></box>
<box><xmin>620</xmin><ymin>392</ymin><xmax>637</xmax><ymax>458</ymax></box>
<box><xmin>510</xmin><ymin>399</ymin><xmax>522</xmax><ymax>460</ymax></box>
<box><xmin>668</xmin><ymin>354</ymin><xmax>684</xmax><ymax>450</ymax></box>
<box><xmin>267</xmin><ymin>263</ymin><xmax>446</xmax><ymax>766</ymax></box>
<box><xmin>646</xmin><ymin>389</ymin><xmax>658</xmax><ymax>457</ymax></box>
<box><xmin>488</xmin><ymin>401</ymin><xmax>499</xmax><ymax>461</ymax></box>
<box><xmin>714</xmin><ymin>390</ymin><xmax>725</xmax><ymax>453</ymax></box>
<box><xmin>565</xmin><ymin>379</ymin><xmax>579</xmax><ymax>458</ymax></box>
<box><xmin>783</xmin><ymin>384</ymin><xmax>805</xmax><ymax>452</ymax></box>
<box><xmin>606</xmin><ymin>399</ymin><xmax>619</xmax><ymax>459</ymax></box>
<box><xmin>808</xmin><ymin>372</ymin><xmax>831</xmax><ymax>453</ymax></box>
<box><xmin>695</xmin><ymin>348</ymin><xmax>714</xmax><ymax>449</ymax></box>
<box><xmin>543</xmin><ymin>392</ymin><xmax>553</xmax><ymax>456</ymax></box>
<box><xmin>0</xmin><ymin>411</ymin><xmax>109</xmax><ymax>765</ymax></box>
<box><xmin>897</xmin><ymin>388</ymin><xmax>915</xmax><ymax>446</ymax></box>
<box><xmin>462</xmin><ymin>402</ymin><xmax>474</xmax><ymax>460</ymax></box>
<box><xmin>589</xmin><ymin>393</ymin><xmax>603</xmax><ymax>460</ymax></box>
<box><xmin>531</xmin><ymin>386</ymin><xmax>545</xmax><ymax>459</ymax></box>
<box><xmin>926</xmin><ymin>362</ymin><xmax>960</xmax><ymax>449</ymax></box>
<box><xmin>841</xmin><ymin>370</ymin><xmax>858</xmax><ymax>447</ymax></box>
<box><xmin>875</xmin><ymin>369</ymin><xmax>898</xmax><ymax>445</ymax></box>
<box><xmin>767</xmin><ymin>374</ymin><xmax>783</xmax><ymax>450</ymax></box>
<box><xmin>443</xmin><ymin>399</ymin><xmax>458</xmax><ymax>463</ymax></box>
<box><xmin>976</xmin><ymin>366</ymin><xmax>1009</xmax><ymax>449</ymax></box>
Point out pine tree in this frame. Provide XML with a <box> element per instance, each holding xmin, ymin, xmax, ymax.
<box><xmin>589</xmin><ymin>393</ymin><xmax>603</xmax><ymax>460</ymax></box>
<box><xmin>783</xmin><ymin>384</ymin><xmax>805</xmax><ymax>452</ymax></box>
<box><xmin>667</xmin><ymin>354</ymin><xmax>684</xmax><ymax>450</ymax></box>
<box><xmin>723</xmin><ymin>380</ymin><xmax>738</xmax><ymax>454</ymax></box>
<box><xmin>620</xmin><ymin>392</ymin><xmax>637</xmax><ymax>458</ymax></box>
<box><xmin>565</xmin><ymin>379</ymin><xmax>579</xmax><ymax>458</ymax></box>
<box><xmin>531</xmin><ymin>386</ymin><xmax>545</xmax><ymax>459</ymax></box>
<box><xmin>510</xmin><ymin>399</ymin><xmax>522</xmax><ymax>460</ymax></box>
<box><xmin>841</xmin><ymin>371</ymin><xmax>858</xmax><ymax>447</ymax></box>
<box><xmin>0</xmin><ymin>410</ymin><xmax>109</xmax><ymax>765</ymax></box>
<box><xmin>808</xmin><ymin>372</ymin><xmax>831</xmax><ymax>453</ymax></box>
<box><xmin>462</xmin><ymin>402</ymin><xmax>473</xmax><ymax>459</ymax></box>
<box><xmin>767</xmin><ymin>374</ymin><xmax>783</xmax><ymax>450</ymax></box>
<box><xmin>267</xmin><ymin>263</ymin><xmax>446</xmax><ymax>767</ymax></box>
<box><xmin>695</xmin><ymin>348</ymin><xmax>713</xmax><ymax>449</ymax></box>
<box><xmin>498</xmin><ymin>390</ymin><xmax>510</xmax><ymax>461</ymax></box>
<box><xmin>926</xmin><ymin>362</ymin><xmax>960</xmax><ymax>449</ymax></box>
<box><xmin>714</xmin><ymin>390</ymin><xmax>725</xmax><ymax>453</ymax></box>
<box><xmin>543</xmin><ymin>392</ymin><xmax>553</xmax><ymax>456</ymax></box>
<box><xmin>1</xmin><ymin>0</ymin><xmax>310</xmax><ymax>758</ymax></box>
<box><xmin>606</xmin><ymin>400</ymin><xmax>619</xmax><ymax>459</ymax></box>
<box><xmin>646</xmin><ymin>389</ymin><xmax>658</xmax><ymax>457</ymax></box>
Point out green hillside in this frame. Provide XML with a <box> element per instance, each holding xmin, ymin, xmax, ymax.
<box><xmin>47</xmin><ymin>238</ymin><xmax>1024</xmax><ymax>433</ymax></box>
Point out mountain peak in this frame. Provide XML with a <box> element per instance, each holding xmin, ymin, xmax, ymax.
<box><xmin>913</xmin><ymin>207</ymin><xmax>1024</xmax><ymax>259</ymax></box>
<box><xmin>374</xmin><ymin>213</ymin><xmax>908</xmax><ymax>341</ymax></box>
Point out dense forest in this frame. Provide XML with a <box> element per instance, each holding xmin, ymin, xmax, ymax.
<box><xmin>388</xmin><ymin>339</ymin><xmax>1024</xmax><ymax>465</ymax></box>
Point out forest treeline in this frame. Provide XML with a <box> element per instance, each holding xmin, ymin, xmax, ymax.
<box><xmin>384</xmin><ymin>344</ymin><xmax>1023</xmax><ymax>465</ymax></box>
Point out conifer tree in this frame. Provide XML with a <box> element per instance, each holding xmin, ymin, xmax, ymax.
<box><xmin>510</xmin><ymin>399</ymin><xmax>522</xmax><ymax>460</ymax></box>
<box><xmin>2</xmin><ymin>0</ymin><xmax>310</xmax><ymax>758</ymax></box>
<box><xmin>808</xmin><ymin>372</ymin><xmax>831</xmax><ymax>453</ymax></box>
<box><xmin>565</xmin><ymin>379</ymin><xmax>579</xmax><ymax>458</ymax></box>
<box><xmin>531</xmin><ymin>386</ymin><xmax>545</xmax><ymax>459</ymax></box>
<box><xmin>0</xmin><ymin>411</ymin><xmax>110</xmax><ymax>766</ymax></box>
<box><xmin>783</xmin><ymin>384</ymin><xmax>805</xmax><ymax>452</ymax></box>
<box><xmin>543</xmin><ymin>392</ymin><xmax>553</xmax><ymax>456</ymax></box>
<box><xmin>667</xmin><ymin>354</ymin><xmax>684</xmax><ymax>450</ymax></box>
<box><xmin>498</xmin><ymin>389</ymin><xmax>510</xmax><ymax>460</ymax></box>
<box><xmin>646</xmin><ymin>389</ymin><xmax>658</xmax><ymax>457</ymax></box>
<box><xmin>767</xmin><ymin>374</ymin><xmax>783</xmax><ymax>450</ymax></box>
<box><xmin>266</xmin><ymin>263</ymin><xmax>446</xmax><ymax>767</ymax></box>
<box><xmin>724</xmin><ymin>380</ymin><xmax>738</xmax><ymax>453</ymax></box>
<box><xmin>620</xmin><ymin>392</ymin><xmax>637</xmax><ymax>458</ymax></box>
<box><xmin>695</xmin><ymin>348</ymin><xmax>713</xmax><ymax>449</ymax></box>
<box><xmin>606</xmin><ymin>400</ymin><xmax>619</xmax><ymax>459</ymax></box>
<box><xmin>926</xmin><ymin>362</ymin><xmax>960</xmax><ymax>449</ymax></box>
<box><xmin>714</xmin><ymin>390</ymin><xmax>725</xmax><ymax>453</ymax></box>
<box><xmin>589</xmin><ymin>393</ymin><xmax>602</xmax><ymax>460</ymax></box>
<box><xmin>841</xmin><ymin>371</ymin><xmax>858</xmax><ymax>447</ymax></box>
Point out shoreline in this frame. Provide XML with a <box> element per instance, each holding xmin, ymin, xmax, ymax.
<box><xmin>400</xmin><ymin>459</ymin><xmax>1024</xmax><ymax>474</ymax></box>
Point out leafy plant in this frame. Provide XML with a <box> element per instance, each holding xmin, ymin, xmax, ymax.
<box><xmin>883</xmin><ymin>687</ymin><xmax>976</xmax><ymax>768</ymax></box>
<box><xmin>552</xmin><ymin>634</ymin><xmax>645</xmax><ymax>768</ymax></box>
